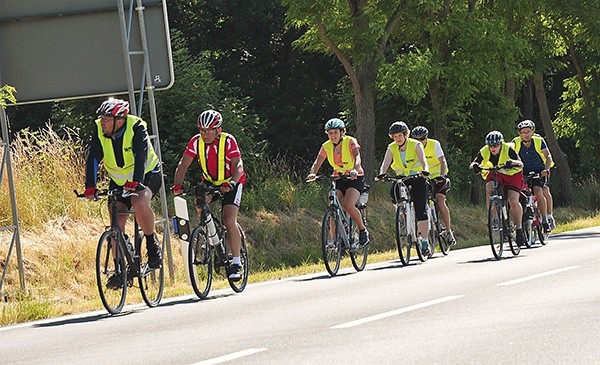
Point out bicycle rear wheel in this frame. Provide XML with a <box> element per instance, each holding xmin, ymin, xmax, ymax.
<box><xmin>188</xmin><ymin>226</ymin><xmax>213</xmax><ymax>299</ymax></box>
<box><xmin>488</xmin><ymin>197</ymin><xmax>504</xmax><ymax>260</ymax></box>
<box><xmin>321</xmin><ymin>209</ymin><xmax>342</xmax><ymax>276</ymax></box>
<box><xmin>349</xmin><ymin>208</ymin><xmax>368</xmax><ymax>272</ymax></box>
<box><xmin>139</xmin><ymin>235</ymin><xmax>164</xmax><ymax>308</ymax></box>
<box><xmin>507</xmin><ymin>210</ymin><xmax>520</xmax><ymax>256</ymax></box>
<box><xmin>96</xmin><ymin>231</ymin><xmax>127</xmax><ymax>314</ymax></box>
<box><xmin>534</xmin><ymin>208</ymin><xmax>548</xmax><ymax>245</ymax></box>
<box><xmin>227</xmin><ymin>223</ymin><xmax>249</xmax><ymax>293</ymax></box>
<box><xmin>427</xmin><ymin>203</ymin><xmax>437</xmax><ymax>259</ymax></box>
<box><xmin>523</xmin><ymin>218</ymin><xmax>534</xmax><ymax>249</ymax></box>
<box><xmin>395</xmin><ymin>204</ymin><xmax>411</xmax><ymax>266</ymax></box>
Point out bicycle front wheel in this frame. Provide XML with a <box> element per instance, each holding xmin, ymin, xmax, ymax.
<box><xmin>349</xmin><ymin>208</ymin><xmax>368</xmax><ymax>272</ymax></box>
<box><xmin>188</xmin><ymin>226</ymin><xmax>213</xmax><ymax>299</ymax></box>
<box><xmin>321</xmin><ymin>209</ymin><xmax>342</xmax><ymax>276</ymax></box>
<box><xmin>488</xmin><ymin>197</ymin><xmax>504</xmax><ymax>260</ymax></box>
<box><xmin>139</xmin><ymin>235</ymin><xmax>164</xmax><ymax>308</ymax></box>
<box><xmin>227</xmin><ymin>223</ymin><xmax>249</xmax><ymax>293</ymax></box>
<box><xmin>395</xmin><ymin>204</ymin><xmax>411</xmax><ymax>266</ymax></box>
<box><xmin>96</xmin><ymin>231</ymin><xmax>127</xmax><ymax>314</ymax></box>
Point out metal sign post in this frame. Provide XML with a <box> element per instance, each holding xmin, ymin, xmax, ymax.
<box><xmin>0</xmin><ymin>106</ymin><xmax>26</xmax><ymax>295</ymax></box>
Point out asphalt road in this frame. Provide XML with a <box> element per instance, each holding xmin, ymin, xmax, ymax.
<box><xmin>1</xmin><ymin>226</ymin><xmax>599</xmax><ymax>364</ymax></box>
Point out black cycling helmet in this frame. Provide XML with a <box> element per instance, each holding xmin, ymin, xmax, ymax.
<box><xmin>485</xmin><ymin>130</ymin><xmax>504</xmax><ymax>146</ymax></box>
<box><xmin>516</xmin><ymin>119</ymin><xmax>535</xmax><ymax>131</ymax></box>
<box><xmin>410</xmin><ymin>126</ymin><xmax>429</xmax><ymax>139</ymax></box>
<box><xmin>388</xmin><ymin>121</ymin><xmax>409</xmax><ymax>136</ymax></box>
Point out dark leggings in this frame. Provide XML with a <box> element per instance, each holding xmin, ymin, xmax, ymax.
<box><xmin>390</xmin><ymin>176</ymin><xmax>429</xmax><ymax>221</ymax></box>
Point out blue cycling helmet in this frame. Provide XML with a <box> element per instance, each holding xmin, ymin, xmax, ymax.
<box><xmin>485</xmin><ymin>131</ymin><xmax>504</xmax><ymax>146</ymax></box>
<box><xmin>324</xmin><ymin>118</ymin><xmax>345</xmax><ymax>131</ymax></box>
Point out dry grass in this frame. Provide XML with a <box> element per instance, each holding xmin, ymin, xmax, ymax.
<box><xmin>1</xmin><ymin>126</ymin><xmax>599</xmax><ymax>325</ymax></box>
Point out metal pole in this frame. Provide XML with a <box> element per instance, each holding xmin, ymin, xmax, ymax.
<box><xmin>135</xmin><ymin>0</ymin><xmax>174</xmax><ymax>283</ymax></box>
<box><xmin>117</xmin><ymin>0</ymin><xmax>137</xmax><ymax>111</ymax></box>
<box><xmin>0</xmin><ymin>107</ymin><xmax>26</xmax><ymax>294</ymax></box>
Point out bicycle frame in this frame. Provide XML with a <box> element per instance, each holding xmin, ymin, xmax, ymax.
<box><xmin>186</xmin><ymin>183</ymin><xmax>249</xmax><ymax>298</ymax></box>
<box><xmin>326</xmin><ymin>179</ymin><xmax>354</xmax><ymax>249</ymax></box>
<box><xmin>482</xmin><ymin>167</ymin><xmax>519</xmax><ymax>259</ymax></box>
<box><xmin>77</xmin><ymin>188</ymin><xmax>164</xmax><ymax>314</ymax></box>
<box><xmin>311</xmin><ymin>175</ymin><xmax>368</xmax><ymax>276</ymax></box>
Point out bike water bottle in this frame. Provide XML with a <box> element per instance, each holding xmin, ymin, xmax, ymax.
<box><xmin>205</xmin><ymin>213</ymin><xmax>220</xmax><ymax>246</ymax></box>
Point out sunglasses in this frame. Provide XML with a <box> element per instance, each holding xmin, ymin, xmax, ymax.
<box><xmin>415</xmin><ymin>137</ymin><xmax>427</xmax><ymax>141</ymax></box>
<box><xmin>489</xmin><ymin>144</ymin><xmax>501</xmax><ymax>148</ymax></box>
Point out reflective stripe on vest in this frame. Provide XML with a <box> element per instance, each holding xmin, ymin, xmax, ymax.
<box><xmin>389</xmin><ymin>138</ymin><xmax>421</xmax><ymax>176</ymax></box>
<box><xmin>96</xmin><ymin>115</ymin><xmax>159</xmax><ymax>185</ymax></box>
<box><xmin>512</xmin><ymin>135</ymin><xmax>555</xmax><ymax>168</ymax></box>
<box><xmin>323</xmin><ymin>136</ymin><xmax>354</xmax><ymax>174</ymax></box>
<box><xmin>479</xmin><ymin>142</ymin><xmax>522</xmax><ymax>179</ymax></box>
<box><xmin>198</xmin><ymin>132</ymin><xmax>231</xmax><ymax>185</ymax></box>
<box><xmin>423</xmin><ymin>138</ymin><xmax>447</xmax><ymax>178</ymax></box>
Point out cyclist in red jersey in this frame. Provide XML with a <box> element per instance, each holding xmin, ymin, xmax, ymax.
<box><xmin>172</xmin><ymin>110</ymin><xmax>247</xmax><ymax>281</ymax></box>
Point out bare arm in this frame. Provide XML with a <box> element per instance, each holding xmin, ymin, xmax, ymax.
<box><xmin>416</xmin><ymin>143</ymin><xmax>429</xmax><ymax>173</ymax></box>
<box><xmin>307</xmin><ymin>153</ymin><xmax>327</xmax><ymax>180</ymax></box>
<box><xmin>173</xmin><ymin>153</ymin><xmax>195</xmax><ymax>187</ymax></box>
<box><xmin>379</xmin><ymin>148</ymin><xmax>393</xmax><ymax>175</ymax></box>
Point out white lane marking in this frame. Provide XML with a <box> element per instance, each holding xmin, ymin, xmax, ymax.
<box><xmin>331</xmin><ymin>295</ymin><xmax>464</xmax><ymax>329</ymax></box>
<box><xmin>192</xmin><ymin>348</ymin><xmax>267</xmax><ymax>365</ymax></box>
<box><xmin>497</xmin><ymin>266</ymin><xmax>579</xmax><ymax>286</ymax></box>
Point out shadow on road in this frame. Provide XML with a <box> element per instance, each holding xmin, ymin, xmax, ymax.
<box><xmin>549</xmin><ymin>231</ymin><xmax>600</xmax><ymax>240</ymax></box>
<box><xmin>460</xmin><ymin>254</ymin><xmax>524</xmax><ymax>264</ymax></box>
<box><xmin>294</xmin><ymin>272</ymin><xmax>353</xmax><ymax>282</ymax></box>
<box><xmin>33</xmin><ymin>311</ymin><xmax>131</xmax><ymax>328</ymax></box>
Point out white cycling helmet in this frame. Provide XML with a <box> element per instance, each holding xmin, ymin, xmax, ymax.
<box><xmin>197</xmin><ymin>110</ymin><xmax>223</xmax><ymax>129</ymax></box>
<box><xmin>517</xmin><ymin>119</ymin><xmax>535</xmax><ymax>131</ymax></box>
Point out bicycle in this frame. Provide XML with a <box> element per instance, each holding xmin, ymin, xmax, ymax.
<box><xmin>183</xmin><ymin>183</ymin><xmax>249</xmax><ymax>299</ymax></box>
<box><xmin>308</xmin><ymin>175</ymin><xmax>369</xmax><ymax>277</ymax></box>
<box><xmin>522</xmin><ymin>172</ymin><xmax>548</xmax><ymax>247</ymax></box>
<box><xmin>481</xmin><ymin>166</ymin><xmax>521</xmax><ymax>259</ymax></box>
<box><xmin>376</xmin><ymin>174</ymin><xmax>431</xmax><ymax>265</ymax></box>
<box><xmin>76</xmin><ymin>188</ymin><xmax>164</xmax><ymax>315</ymax></box>
<box><xmin>427</xmin><ymin>178</ymin><xmax>451</xmax><ymax>256</ymax></box>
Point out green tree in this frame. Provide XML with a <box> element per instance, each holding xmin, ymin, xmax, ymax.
<box><xmin>168</xmin><ymin>0</ymin><xmax>344</xmax><ymax>166</ymax></box>
<box><xmin>282</xmin><ymin>0</ymin><xmax>411</xmax><ymax>180</ymax></box>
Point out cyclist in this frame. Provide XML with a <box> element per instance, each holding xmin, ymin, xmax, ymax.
<box><xmin>306</xmin><ymin>118</ymin><xmax>370</xmax><ymax>246</ymax></box>
<box><xmin>411</xmin><ymin>126</ymin><xmax>456</xmax><ymax>246</ymax></box>
<box><xmin>511</xmin><ymin>120</ymin><xmax>555</xmax><ymax>232</ymax></box>
<box><xmin>378</xmin><ymin>121</ymin><xmax>431</xmax><ymax>255</ymax></box>
<box><xmin>172</xmin><ymin>110</ymin><xmax>247</xmax><ymax>281</ymax></box>
<box><xmin>84</xmin><ymin>98</ymin><xmax>163</xmax><ymax>289</ymax></box>
<box><xmin>469</xmin><ymin>130</ymin><xmax>526</xmax><ymax>246</ymax></box>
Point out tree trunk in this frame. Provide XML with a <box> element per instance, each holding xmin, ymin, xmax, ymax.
<box><xmin>520</xmin><ymin>78</ymin><xmax>534</xmax><ymax>120</ymax></box>
<box><xmin>353</xmin><ymin>65</ymin><xmax>377</xmax><ymax>182</ymax></box>
<box><xmin>505</xmin><ymin>77</ymin><xmax>516</xmax><ymax>105</ymax></box>
<box><xmin>428</xmin><ymin>78</ymin><xmax>448</xmax><ymax>148</ymax></box>
<box><xmin>533</xmin><ymin>72</ymin><xmax>573</xmax><ymax>205</ymax></box>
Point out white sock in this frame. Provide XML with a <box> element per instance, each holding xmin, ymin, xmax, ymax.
<box><xmin>232</xmin><ymin>256</ymin><xmax>241</xmax><ymax>265</ymax></box>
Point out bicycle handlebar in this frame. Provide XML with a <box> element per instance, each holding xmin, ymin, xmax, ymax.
<box><xmin>375</xmin><ymin>174</ymin><xmax>424</xmax><ymax>183</ymax></box>
<box><xmin>73</xmin><ymin>188</ymin><xmax>138</xmax><ymax>200</ymax></box>
<box><xmin>306</xmin><ymin>174</ymin><xmax>354</xmax><ymax>183</ymax></box>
